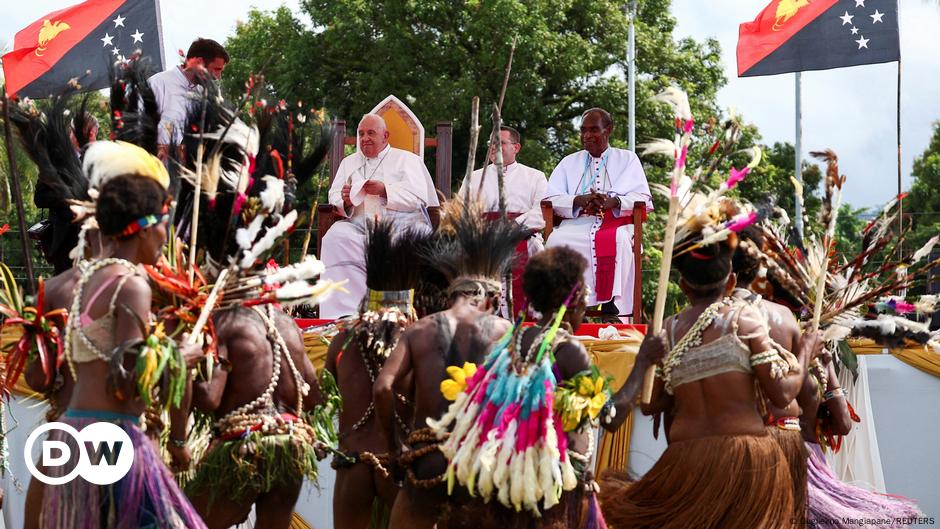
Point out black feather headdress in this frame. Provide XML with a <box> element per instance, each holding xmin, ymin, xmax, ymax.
<box><xmin>424</xmin><ymin>200</ymin><xmax>530</xmax><ymax>299</ymax></box>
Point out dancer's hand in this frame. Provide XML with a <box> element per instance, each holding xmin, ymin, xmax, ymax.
<box><xmin>179</xmin><ymin>340</ymin><xmax>205</xmax><ymax>369</ymax></box>
<box><xmin>168</xmin><ymin>443</ymin><xmax>192</xmax><ymax>472</ymax></box>
<box><xmin>802</xmin><ymin>330</ymin><xmax>824</xmax><ymax>363</ymax></box>
<box><xmin>637</xmin><ymin>331</ymin><xmax>667</xmax><ymax>366</ymax></box>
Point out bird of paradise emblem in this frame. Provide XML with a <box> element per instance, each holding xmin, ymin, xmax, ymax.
<box><xmin>773</xmin><ymin>0</ymin><xmax>811</xmax><ymax>31</ymax></box>
<box><xmin>36</xmin><ymin>19</ymin><xmax>71</xmax><ymax>56</ymax></box>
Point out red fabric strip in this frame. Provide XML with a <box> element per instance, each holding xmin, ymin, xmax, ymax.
<box><xmin>593</xmin><ymin>210</ymin><xmax>631</xmax><ymax>303</ymax></box>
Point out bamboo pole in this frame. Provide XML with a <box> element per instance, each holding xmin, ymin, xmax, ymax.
<box><xmin>641</xmin><ymin>194</ymin><xmax>679</xmax><ymax>403</ymax></box>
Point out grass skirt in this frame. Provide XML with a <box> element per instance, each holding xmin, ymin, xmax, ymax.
<box><xmin>767</xmin><ymin>423</ymin><xmax>809</xmax><ymax>520</ymax></box>
<box><xmin>598</xmin><ymin>432</ymin><xmax>794</xmax><ymax>529</ymax></box>
<box><xmin>41</xmin><ymin>410</ymin><xmax>206</xmax><ymax>529</ymax></box>
<box><xmin>186</xmin><ymin>430</ymin><xmax>319</xmax><ymax>504</ymax></box>
<box><xmin>806</xmin><ymin>441</ymin><xmax>921</xmax><ymax>528</ymax></box>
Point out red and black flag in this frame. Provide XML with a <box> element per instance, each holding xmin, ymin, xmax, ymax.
<box><xmin>737</xmin><ymin>0</ymin><xmax>899</xmax><ymax>77</ymax></box>
<box><xmin>2</xmin><ymin>0</ymin><xmax>164</xmax><ymax>98</ymax></box>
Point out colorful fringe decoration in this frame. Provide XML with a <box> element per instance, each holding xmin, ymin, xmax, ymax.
<box><xmin>428</xmin><ymin>307</ymin><xmax>578</xmax><ymax>516</ymax></box>
<box><xmin>42</xmin><ymin>412</ymin><xmax>206</xmax><ymax>529</ymax></box>
<box><xmin>806</xmin><ymin>442</ymin><xmax>921</xmax><ymax>528</ymax></box>
<box><xmin>134</xmin><ymin>322</ymin><xmax>187</xmax><ymax>410</ymax></box>
<box><xmin>0</xmin><ymin>263</ymin><xmax>67</xmax><ymax>396</ymax></box>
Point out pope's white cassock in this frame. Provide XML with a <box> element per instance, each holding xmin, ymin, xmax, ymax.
<box><xmin>320</xmin><ymin>144</ymin><xmax>440</xmax><ymax>318</ymax></box>
<box><xmin>457</xmin><ymin>161</ymin><xmax>547</xmax><ymax>254</ymax></box>
<box><xmin>544</xmin><ymin>146</ymin><xmax>651</xmax><ymax>316</ymax></box>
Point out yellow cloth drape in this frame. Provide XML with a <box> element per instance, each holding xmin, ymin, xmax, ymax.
<box><xmin>582</xmin><ymin>336</ymin><xmax>642</xmax><ymax>475</ymax></box>
<box><xmin>303</xmin><ymin>331</ymin><xmax>331</xmax><ymax>371</ymax></box>
<box><xmin>848</xmin><ymin>338</ymin><xmax>940</xmax><ymax>378</ymax></box>
<box><xmin>289</xmin><ymin>512</ymin><xmax>315</xmax><ymax>529</ymax></box>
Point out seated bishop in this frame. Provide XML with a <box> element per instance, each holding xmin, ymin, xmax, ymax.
<box><xmin>457</xmin><ymin>126</ymin><xmax>546</xmax><ymax>315</ymax></box>
<box><xmin>320</xmin><ymin>113</ymin><xmax>440</xmax><ymax>319</ymax></box>
<box><xmin>544</xmin><ymin>108</ymin><xmax>652</xmax><ymax>319</ymax></box>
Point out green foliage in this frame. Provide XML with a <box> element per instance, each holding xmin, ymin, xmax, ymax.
<box><xmin>223</xmin><ymin>0</ymin><xmax>724</xmax><ymax>181</ymax></box>
<box><xmin>907</xmin><ymin>122</ymin><xmax>940</xmax><ymax>253</ymax></box>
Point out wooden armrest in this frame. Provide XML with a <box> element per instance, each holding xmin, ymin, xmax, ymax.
<box><xmin>316</xmin><ymin>204</ymin><xmax>339</xmax><ymax>257</ymax></box>
<box><xmin>428</xmin><ymin>206</ymin><xmax>441</xmax><ymax>232</ymax></box>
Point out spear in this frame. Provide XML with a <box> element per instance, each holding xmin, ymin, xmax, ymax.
<box><xmin>641</xmin><ymin>93</ymin><xmax>694</xmax><ymax>405</ymax></box>
<box><xmin>1</xmin><ymin>91</ymin><xmax>36</xmax><ymax>294</ymax></box>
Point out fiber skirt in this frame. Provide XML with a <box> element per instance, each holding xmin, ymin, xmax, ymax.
<box><xmin>767</xmin><ymin>422</ymin><xmax>809</xmax><ymax>521</ymax></box>
<box><xmin>598</xmin><ymin>432</ymin><xmax>794</xmax><ymax>529</ymax></box>
<box><xmin>40</xmin><ymin>409</ymin><xmax>206</xmax><ymax>529</ymax></box>
<box><xmin>806</xmin><ymin>441</ymin><xmax>921</xmax><ymax>528</ymax></box>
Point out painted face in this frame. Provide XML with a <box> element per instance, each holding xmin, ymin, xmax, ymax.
<box><xmin>580</xmin><ymin>112</ymin><xmax>611</xmax><ymax>158</ymax></box>
<box><xmin>358</xmin><ymin>116</ymin><xmax>390</xmax><ymax>159</ymax></box>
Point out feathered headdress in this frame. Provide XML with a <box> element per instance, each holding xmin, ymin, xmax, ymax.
<box><xmin>109</xmin><ymin>54</ymin><xmax>162</xmax><ymax>156</ymax></box>
<box><xmin>10</xmin><ymin>95</ymin><xmax>90</xmax><ymax>269</ymax></box>
<box><xmin>424</xmin><ymin>199</ymin><xmax>530</xmax><ymax>301</ymax></box>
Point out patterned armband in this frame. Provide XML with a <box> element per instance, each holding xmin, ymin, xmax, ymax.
<box><xmin>824</xmin><ymin>388</ymin><xmax>844</xmax><ymax>401</ymax></box>
<box><xmin>750</xmin><ymin>350</ymin><xmax>789</xmax><ymax>379</ymax></box>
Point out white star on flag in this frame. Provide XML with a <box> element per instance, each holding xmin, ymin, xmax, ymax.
<box><xmin>855</xmin><ymin>0</ymin><xmax>865</xmax><ymax>6</ymax></box>
<box><xmin>870</xmin><ymin>10</ymin><xmax>884</xmax><ymax>24</ymax></box>
<box><xmin>131</xmin><ymin>30</ymin><xmax>144</xmax><ymax>43</ymax></box>
<box><xmin>840</xmin><ymin>11</ymin><xmax>854</xmax><ymax>25</ymax></box>
<box><xmin>856</xmin><ymin>36</ymin><xmax>869</xmax><ymax>49</ymax></box>
<box><xmin>113</xmin><ymin>14</ymin><xmax>126</xmax><ymax>28</ymax></box>
<box><xmin>851</xmin><ymin>26</ymin><xmax>859</xmax><ymax>35</ymax></box>
<box><xmin>101</xmin><ymin>33</ymin><xmax>114</xmax><ymax>47</ymax></box>
<box><xmin>112</xmin><ymin>47</ymin><xmax>121</xmax><ymax>56</ymax></box>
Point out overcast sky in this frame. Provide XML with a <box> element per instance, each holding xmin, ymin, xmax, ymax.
<box><xmin>3</xmin><ymin>0</ymin><xmax>938</xmax><ymax>209</ymax></box>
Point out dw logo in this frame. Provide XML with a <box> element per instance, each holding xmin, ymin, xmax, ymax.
<box><xmin>24</xmin><ymin>422</ymin><xmax>134</xmax><ymax>485</ymax></box>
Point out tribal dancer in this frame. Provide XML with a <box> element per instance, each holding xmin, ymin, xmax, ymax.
<box><xmin>8</xmin><ymin>74</ymin><xmax>158</xmax><ymax>528</ymax></box>
<box><xmin>41</xmin><ymin>141</ymin><xmax>206</xmax><ymax>528</ymax></box>
<box><xmin>429</xmin><ymin>246</ymin><xmax>663</xmax><ymax>529</ymax></box>
<box><xmin>174</xmin><ymin>87</ymin><xmax>335</xmax><ymax>528</ymax></box>
<box><xmin>732</xmin><ymin>225</ymin><xmax>814</xmax><ymax>520</ymax></box>
<box><xmin>374</xmin><ymin>203</ymin><xmax>529</xmax><ymax>529</ymax></box>
<box><xmin>798</xmin><ymin>347</ymin><xmax>921</xmax><ymax>527</ymax></box>
<box><xmin>599</xmin><ymin>217</ymin><xmax>820</xmax><ymax>529</ymax></box>
<box><xmin>325</xmin><ymin>220</ymin><xmax>429</xmax><ymax>528</ymax></box>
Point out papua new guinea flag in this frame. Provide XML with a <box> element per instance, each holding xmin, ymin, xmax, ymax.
<box><xmin>2</xmin><ymin>0</ymin><xmax>165</xmax><ymax>98</ymax></box>
<box><xmin>737</xmin><ymin>0</ymin><xmax>899</xmax><ymax>77</ymax></box>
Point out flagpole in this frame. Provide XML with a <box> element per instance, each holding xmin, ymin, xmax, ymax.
<box><xmin>627</xmin><ymin>0</ymin><xmax>638</xmax><ymax>152</ymax></box>
<box><xmin>896</xmin><ymin>58</ymin><xmax>902</xmax><ymax>257</ymax></box>
<box><xmin>2</xmin><ymin>91</ymin><xmax>37</xmax><ymax>294</ymax></box>
<box><xmin>794</xmin><ymin>72</ymin><xmax>804</xmax><ymax>240</ymax></box>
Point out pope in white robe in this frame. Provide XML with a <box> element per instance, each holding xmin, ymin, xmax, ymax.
<box><xmin>320</xmin><ymin>114</ymin><xmax>440</xmax><ymax>318</ymax></box>
<box><xmin>544</xmin><ymin>109</ymin><xmax>652</xmax><ymax>317</ymax></box>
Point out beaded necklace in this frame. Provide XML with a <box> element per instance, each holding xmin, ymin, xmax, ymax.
<box><xmin>660</xmin><ymin>297</ymin><xmax>735</xmax><ymax>394</ymax></box>
<box><xmin>64</xmin><ymin>258</ymin><xmax>140</xmax><ymax>379</ymax></box>
<box><xmin>216</xmin><ymin>305</ymin><xmax>310</xmax><ymax>431</ymax></box>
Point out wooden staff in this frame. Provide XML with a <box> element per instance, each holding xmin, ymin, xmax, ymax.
<box><xmin>641</xmin><ymin>194</ymin><xmax>679</xmax><ymax>403</ymax></box>
<box><xmin>187</xmin><ymin>267</ymin><xmax>230</xmax><ymax>344</ymax></box>
<box><xmin>188</xmin><ymin>90</ymin><xmax>210</xmax><ymax>283</ymax></box>
<box><xmin>477</xmin><ymin>38</ymin><xmax>517</xmax><ymax>198</ymax></box>
<box><xmin>461</xmin><ymin>97</ymin><xmax>481</xmax><ymax>202</ymax></box>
